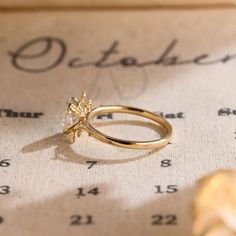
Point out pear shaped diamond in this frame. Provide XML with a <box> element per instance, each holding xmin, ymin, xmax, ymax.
<box><xmin>62</xmin><ymin>108</ymin><xmax>79</xmax><ymax>130</ymax></box>
<box><xmin>62</xmin><ymin>93</ymin><xmax>92</xmax><ymax>139</ymax></box>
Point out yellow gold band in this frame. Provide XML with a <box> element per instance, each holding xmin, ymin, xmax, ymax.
<box><xmin>86</xmin><ymin>105</ymin><xmax>173</xmax><ymax>149</ymax></box>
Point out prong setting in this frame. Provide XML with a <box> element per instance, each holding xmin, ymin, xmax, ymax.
<box><xmin>62</xmin><ymin>92</ymin><xmax>92</xmax><ymax>142</ymax></box>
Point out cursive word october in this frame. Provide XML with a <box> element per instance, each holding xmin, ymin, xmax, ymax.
<box><xmin>8</xmin><ymin>36</ymin><xmax>236</xmax><ymax>73</ymax></box>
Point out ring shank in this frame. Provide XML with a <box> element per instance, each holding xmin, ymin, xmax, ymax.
<box><xmin>86</xmin><ymin>105</ymin><xmax>173</xmax><ymax>149</ymax></box>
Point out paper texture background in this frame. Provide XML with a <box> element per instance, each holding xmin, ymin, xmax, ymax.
<box><xmin>0</xmin><ymin>0</ymin><xmax>235</xmax><ymax>7</ymax></box>
<box><xmin>0</xmin><ymin>9</ymin><xmax>236</xmax><ymax>236</ymax></box>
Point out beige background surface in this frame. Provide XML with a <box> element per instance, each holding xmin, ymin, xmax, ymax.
<box><xmin>0</xmin><ymin>9</ymin><xmax>236</xmax><ymax>236</ymax></box>
<box><xmin>0</xmin><ymin>0</ymin><xmax>235</xmax><ymax>8</ymax></box>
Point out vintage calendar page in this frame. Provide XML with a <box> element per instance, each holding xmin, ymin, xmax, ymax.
<box><xmin>0</xmin><ymin>9</ymin><xmax>236</xmax><ymax>236</ymax></box>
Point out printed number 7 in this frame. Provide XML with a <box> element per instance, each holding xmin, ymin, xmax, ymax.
<box><xmin>86</xmin><ymin>161</ymin><xmax>97</xmax><ymax>169</ymax></box>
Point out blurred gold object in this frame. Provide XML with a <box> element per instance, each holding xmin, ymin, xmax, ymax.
<box><xmin>193</xmin><ymin>170</ymin><xmax>236</xmax><ymax>236</ymax></box>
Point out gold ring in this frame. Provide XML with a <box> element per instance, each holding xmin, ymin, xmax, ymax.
<box><xmin>62</xmin><ymin>92</ymin><xmax>173</xmax><ymax>149</ymax></box>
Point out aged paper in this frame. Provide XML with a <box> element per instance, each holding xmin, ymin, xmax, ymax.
<box><xmin>0</xmin><ymin>0</ymin><xmax>235</xmax><ymax>8</ymax></box>
<box><xmin>0</xmin><ymin>9</ymin><xmax>236</xmax><ymax>236</ymax></box>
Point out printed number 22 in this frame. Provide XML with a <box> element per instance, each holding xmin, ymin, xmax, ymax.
<box><xmin>152</xmin><ymin>215</ymin><xmax>177</xmax><ymax>225</ymax></box>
